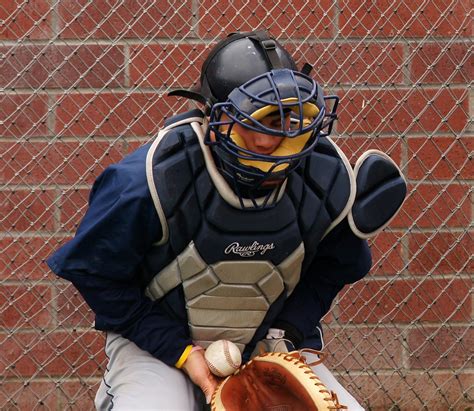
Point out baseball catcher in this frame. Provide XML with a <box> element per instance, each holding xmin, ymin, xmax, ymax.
<box><xmin>47</xmin><ymin>30</ymin><xmax>406</xmax><ymax>410</ymax></box>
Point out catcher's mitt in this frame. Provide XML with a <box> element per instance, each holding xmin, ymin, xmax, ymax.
<box><xmin>210</xmin><ymin>350</ymin><xmax>347</xmax><ymax>411</ymax></box>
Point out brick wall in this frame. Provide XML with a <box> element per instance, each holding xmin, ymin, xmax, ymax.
<box><xmin>1</xmin><ymin>1</ymin><xmax>472</xmax><ymax>409</ymax></box>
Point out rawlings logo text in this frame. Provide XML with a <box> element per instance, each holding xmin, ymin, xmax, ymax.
<box><xmin>224</xmin><ymin>241</ymin><xmax>275</xmax><ymax>257</ymax></box>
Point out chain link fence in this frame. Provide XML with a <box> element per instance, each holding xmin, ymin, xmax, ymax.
<box><xmin>1</xmin><ymin>0</ymin><xmax>472</xmax><ymax>409</ymax></box>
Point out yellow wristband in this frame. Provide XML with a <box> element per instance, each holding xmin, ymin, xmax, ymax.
<box><xmin>175</xmin><ymin>344</ymin><xmax>194</xmax><ymax>369</ymax></box>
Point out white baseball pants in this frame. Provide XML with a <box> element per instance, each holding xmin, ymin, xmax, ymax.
<box><xmin>95</xmin><ymin>333</ymin><xmax>364</xmax><ymax>410</ymax></box>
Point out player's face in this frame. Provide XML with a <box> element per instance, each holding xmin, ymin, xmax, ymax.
<box><xmin>233</xmin><ymin>112</ymin><xmax>291</xmax><ymax>155</ymax></box>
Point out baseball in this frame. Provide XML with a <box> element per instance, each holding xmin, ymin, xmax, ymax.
<box><xmin>204</xmin><ymin>340</ymin><xmax>242</xmax><ymax>377</ymax></box>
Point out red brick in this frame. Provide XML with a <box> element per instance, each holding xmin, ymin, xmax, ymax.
<box><xmin>0</xmin><ymin>0</ymin><xmax>52</xmax><ymax>40</ymax></box>
<box><xmin>407</xmin><ymin>326</ymin><xmax>474</xmax><ymax>369</ymax></box>
<box><xmin>410</xmin><ymin>42</ymin><xmax>473</xmax><ymax>84</ymax></box>
<box><xmin>288</xmin><ymin>42</ymin><xmax>404</xmax><ymax>85</ymax></box>
<box><xmin>0</xmin><ymin>188</ymin><xmax>56</xmax><ymax>232</ymax></box>
<box><xmin>369</xmin><ymin>232</ymin><xmax>405</xmax><ymax>276</ymax></box>
<box><xmin>400</xmin><ymin>372</ymin><xmax>474</xmax><ymax>410</ymax></box>
<box><xmin>339</xmin><ymin>0</ymin><xmax>472</xmax><ymax>38</ymax></box>
<box><xmin>323</xmin><ymin>326</ymin><xmax>403</xmax><ymax>371</ymax></box>
<box><xmin>335</xmin><ymin>137</ymin><xmax>402</xmax><ymax>166</ymax></box>
<box><xmin>349</xmin><ymin>371</ymin><xmax>473</xmax><ymax>410</ymax></box>
<box><xmin>408</xmin><ymin>231</ymin><xmax>473</xmax><ymax>275</ymax></box>
<box><xmin>400</xmin><ymin>183</ymin><xmax>472</xmax><ymax>229</ymax></box>
<box><xmin>0</xmin><ymin>380</ymin><xmax>57</xmax><ymax>409</ymax></box>
<box><xmin>1</xmin><ymin>45</ymin><xmax>125</xmax><ymax>89</ymax></box>
<box><xmin>0</xmin><ymin>94</ymin><xmax>48</xmax><ymax>137</ymax></box>
<box><xmin>0</xmin><ymin>285</ymin><xmax>52</xmax><ymax>329</ymax></box>
<box><xmin>47</xmin><ymin>331</ymin><xmax>106</xmax><ymax>377</ymax></box>
<box><xmin>55</xmin><ymin>93</ymin><xmax>169</xmax><ymax>137</ymax></box>
<box><xmin>0</xmin><ymin>141</ymin><xmax>124</xmax><ymax>185</ymax></box>
<box><xmin>1</xmin><ymin>331</ymin><xmax>105</xmax><ymax>378</ymax></box>
<box><xmin>57</xmin><ymin>379</ymin><xmax>101</xmax><ymax>410</ymax></box>
<box><xmin>0</xmin><ymin>237</ymin><xmax>55</xmax><ymax>281</ymax></box>
<box><xmin>329</xmin><ymin>372</ymin><xmax>400</xmax><ymax>410</ymax></box>
<box><xmin>407</xmin><ymin>136</ymin><xmax>473</xmax><ymax>180</ymax></box>
<box><xmin>338</xmin><ymin>88</ymin><xmax>468</xmax><ymax>134</ymax></box>
<box><xmin>407</xmin><ymin>88</ymin><xmax>469</xmax><ymax>133</ymax></box>
<box><xmin>56</xmin><ymin>283</ymin><xmax>95</xmax><ymax>328</ymax></box>
<box><xmin>57</xmin><ymin>0</ymin><xmax>193</xmax><ymax>39</ymax></box>
<box><xmin>59</xmin><ymin>188</ymin><xmax>90</xmax><ymax>232</ymax></box>
<box><xmin>130</xmin><ymin>43</ymin><xmax>209</xmax><ymax>89</ymax></box>
<box><xmin>388</xmin><ymin>210</ymin><xmax>409</xmax><ymax>231</ymax></box>
<box><xmin>338</xmin><ymin>278</ymin><xmax>472</xmax><ymax>324</ymax></box>
<box><xmin>198</xmin><ymin>0</ymin><xmax>335</xmax><ymax>38</ymax></box>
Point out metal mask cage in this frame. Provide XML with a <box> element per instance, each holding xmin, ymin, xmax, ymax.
<box><xmin>205</xmin><ymin>94</ymin><xmax>339</xmax><ymax>165</ymax></box>
<box><xmin>210</xmin><ymin>117</ymin><xmax>322</xmax><ymax>166</ymax></box>
<box><xmin>222</xmin><ymin>69</ymin><xmax>322</xmax><ymax>137</ymax></box>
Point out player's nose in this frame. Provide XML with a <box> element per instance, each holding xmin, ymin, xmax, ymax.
<box><xmin>252</xmin><ymin>133</ymin><xmax>281</xmax><ymax>154</ymax></box>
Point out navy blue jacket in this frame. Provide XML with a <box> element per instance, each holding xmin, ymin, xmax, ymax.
<box><xmin>47</xmin><ymin>139</ymin><xmax>372</xmax><ymax>366</ymax></box>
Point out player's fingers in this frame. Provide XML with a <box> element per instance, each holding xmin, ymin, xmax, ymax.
<box><xmin>181</xmin><ymin>350</ymin><xmax>219</xmax><ymax>403</ymax></box>
<box><xmin>200</xmin><ymin>375</ymin><xmax>219</xmax><ymax>404</ymax></box>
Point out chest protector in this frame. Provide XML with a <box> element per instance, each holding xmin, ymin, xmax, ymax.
<box><xmin>143</xmin><ymin>110</ymin><xmax>406</xmax><ymax>351</ymax></box>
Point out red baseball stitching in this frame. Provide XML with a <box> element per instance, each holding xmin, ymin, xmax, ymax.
<box><xmin>206</xmin><ymin>358</ymin><xmax>226</xmax><ymax>377</ymax></box>
<box><xmin>223</xmin><ymin>340</ymin><xmax>240</xmax><ymax>370</ymax></box>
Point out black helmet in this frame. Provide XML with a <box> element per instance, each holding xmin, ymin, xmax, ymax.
<box><xmin>200</xmin><ymin>31</ymin><xmax>298</xmax><ymax>106</ymax></box>
<box><xmin>170</xmin><ymin>31</ymin><xmax>298</xmax><ymax>109</ymax></box>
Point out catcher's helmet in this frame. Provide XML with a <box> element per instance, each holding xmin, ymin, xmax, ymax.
<box><xmin>200</xmin><ymin>31</ymin><xmax>298</xmax><ymax>107</ymax></box>
<box><xmin>170</xmin><ymin>31</ymin><xmax>339</xmax><ymax>209</ymax></box>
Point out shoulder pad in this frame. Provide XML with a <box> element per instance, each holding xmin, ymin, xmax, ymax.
<box><xmin>349</xmin><ymin>150</ymin><xmax>407</xmax><ymax>238</ymax></box>
<box><xmin>313</xmin><ymin>137</ymin><xmax>356</xmax><ymax>238</ymax></box>
<box><xmin>146</xmin><ymin>111</ymin><xmax>204</xmax><ymax>246</ymax></box>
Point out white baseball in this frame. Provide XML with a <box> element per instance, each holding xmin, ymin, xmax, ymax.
<box><xmin>204</xmin><ymin>340</ymin><xmax>242</xmax><ymax>377</ymax></box>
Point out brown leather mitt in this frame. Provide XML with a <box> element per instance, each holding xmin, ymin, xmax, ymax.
<box><xmin>210</xmin><ymin>350</ymin><xmax>347</xmax><ymax>411</ymax></box>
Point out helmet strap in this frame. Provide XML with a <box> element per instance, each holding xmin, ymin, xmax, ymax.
<box><xmin>300</xmin><ymin>62</ymin><xmax>313</xmax><ymax>75</ymax></box>
<box><xmin>250</xmin><ymin>31</ymin><xmax>283</xmax><ymax>69</ymax></box>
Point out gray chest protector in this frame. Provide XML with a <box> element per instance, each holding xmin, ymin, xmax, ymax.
<box><xmin>143</xmin><ymin>110</ymin><xmax>406</xmax><ymax>350</ymax></box>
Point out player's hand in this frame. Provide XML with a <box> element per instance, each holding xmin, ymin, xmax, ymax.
<box><xmin>181</xmin><ymin>349</ymin><xmax>219</xmax><ymax>404</ymax></box>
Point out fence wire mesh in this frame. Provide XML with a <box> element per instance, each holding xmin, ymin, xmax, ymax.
<box><xmin>0</xmin><ymin>0</ymin><xmax>472</xmax><ymax>409</ymax></box>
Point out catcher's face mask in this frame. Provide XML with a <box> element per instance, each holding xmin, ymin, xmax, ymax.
<box><xmin>205</xmin><ymin>68</ymin><xmax>339</xmax><ymax>209</ymax></box>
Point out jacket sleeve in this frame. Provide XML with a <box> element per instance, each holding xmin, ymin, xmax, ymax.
<box><xmin>46</xmin><ymin>145</ymin><xmax>192</xmax><ymax>366</ymax></box>
<box><xmin>273</xmin><ymin>219</ymin><xmax>372</xmax><ymax>348</ymax></box>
